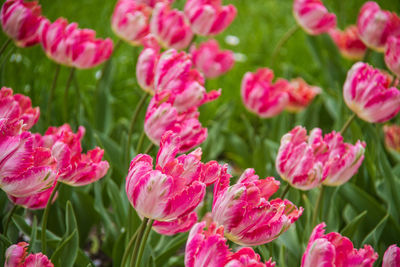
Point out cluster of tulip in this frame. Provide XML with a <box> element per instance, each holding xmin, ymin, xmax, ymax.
<box><xmin>1</xmin><ymin>0</ymin><xmax>400</xmax><ymax>266</ymax></box>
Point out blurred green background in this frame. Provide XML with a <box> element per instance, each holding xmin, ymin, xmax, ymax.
<box><xmin>1</xmin><ymin>0</ymin><xmax>400</xmax><ymax>266</ymax></box>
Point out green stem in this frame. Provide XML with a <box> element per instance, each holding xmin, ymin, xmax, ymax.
<box><xmin>41</xmin><ymin>182</ymin><xmax>61</xmax><ymax>254</ymax></box>
<box><xmin>312</xmin><ymin>186</ymin><xmax>325</xmax><ymax>227</ymax></box>
<box><xmin>270</xmin><ymin>24</ymin><xmax>299</xmax><ymax>65</ymax></box>
<box><xmin>125</xmin><ymin>93</ymin><xmax>149</xmax><ymax>163</ymax></box>
<box><xmin>46</xmin><ymin>64</ymin><xmax>61</xmax><ymax>125</ymax></box>
<box><xmin>134</xmin><ymin>219</ymin><xmax>153</xmax><ymax>267</ymax></box>
<box><xmin>144</xmin><ymin>143</ymin><xmax>154</xmax><ymax>155</ymax></box>
<box><xmin>0</xmin><ymin>38</ymin><xmax>11</xmax><ymax>57</ymax></box>
<box><xmin>339</xmin><ymin>113</ymin><xmax>356</xmax><ymax>135</ymax></box>
<box><xmin>130</xmin><ymin>218</ymin><xmax>149</xmax><ymax>267</ymax></box>
<box><xmin>63</xmin><ymin>68</ymin><xmax>76</xmax><ymax>122</ymax></box>
<box><xmin>280</xmin><ymin>183</ymin><xmax>291</xmax><ymax>199</ymax></box>
<box><xmin>121</xmin><ymin>230</ymin><xmax>138</xmax><ymax>267</ymax></box>
<box><xmin>3</xmin><ymin>205</ymin><xmax>17</xmax><ymax>235</ymax></box>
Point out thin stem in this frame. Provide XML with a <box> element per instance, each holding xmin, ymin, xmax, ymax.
<box><xmin>46</xmin><ymin>64</ymin><xmax>61</xmax><ymax>125</ymax></box>
<box><xmin>312</xmin><ymin>186</ymin><xmax>325</xmax><ymax>227</ymax></box>
<box><xmin>0</xmin><ymin>38</ymin><xmax>11</xmax><ymax>57</ymax></box>
<box><xmin>125</xmin><ymin>93</ymin><xmax>149</xmax><ymax>162</ymax></box>
<box><xmin>63</xmin><ymin>68</ymin><xmax>76</xmax><ymax>122</ymax></box>
<box><xmin>130</xmin><ymin>218</ymin><xmax>149</xmax><ymax>267</ymax></box>
<box><xmin>3</xmin><ymin>205</ymin><xmax>17</xmax><ymax>235</ymax></box>
<box><xmin>121</xmin><ymin>230</ymin><xmax>138</xmax><ymax>267</ymax></box>
<box><xmin>134</xmin><ymin>219</ymin><xmax>153</xmax><ymax>267</ymax></box>
<box><xmin>41</xmin><ymin>182</ymin><xmax>61</xmax><ymax>254</ymax></box>
<box><xmin>144</xmin><ymin>143</ymin><xmax>154</xmax><ymax>155</ymax></box>
<box><xmin>280</xmin><ymin>183</ymin><xmax>291</xmax><ymax>199</ymax></box>
<box><xmin>339</xmin><ymin>113</ymin><xmax>356</xmax><ymax>135</ymax></box>
<box><xmin>270</xmin><ymin>24</ymin><xmax>300</xmax><ymax>65</ymax></box>
<box><xmin>135</xmin><ymin>131</ymin><xmax>146</xmax><ymax>155</ymax></box>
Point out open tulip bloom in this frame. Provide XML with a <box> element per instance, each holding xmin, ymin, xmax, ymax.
<box><xmin>328</xmin><ymin>25</ymin><xmax>367</xmax><ymax>61</ymax></box>
<box><xmin>5</xmin><ymin>242</ymin><xmax>53</xmax><ymax>267</ymax></box>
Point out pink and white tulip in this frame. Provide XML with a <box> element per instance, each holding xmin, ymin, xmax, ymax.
<box><xmin>0</xmin><ymin>0</ymin><xmax>47</xmax><ymax>47</ymax></box>
<box><xmin>135</xmin><ymin>0</ymin><xmax>174</xmax><ymax>8</ymax></box>
<box><xmin>136</xmin><ymin>35</ymin><xmax>160</xmax><ymax>93</ymax></box>
<box><xmin>285</xmin><ymin>78</ymin><xmax>321</xmax><ymax>112</ymax></box>
<box><xmin>357</xmin><ymin>1</ymin><xmax>400</xmax><ymax>52</ymax></box>
<box><xmin>225</xmin><ymin>248</ymin><xmax>276</xmax><ymax>267</ymax></box>
<box><xmin>150</xmin><ymin>3</ymin><xmax>193</xmax><ymax>50</ymax></box>
<box><xmin>8</xmin><ymin>183</ymin><xmax>57</xmax><ymax>210</ymax></box>
<box><xmin>5</xmin><ymin>242</ymin><xmax>53</xmax><ymax>267</ymax></box>
<box><xmin>190</xmin><ymin>40</ymin><xmax>235</xmax><ymax>79</ymax></box>
<box><xmin>184</xmin><ymin>0</ymin><xmax>237</xmax><ymax>36</ymax></box>
<box><xmin>383</xmin><ymin>244</ymin><xmax>400</xmax><ymax>267</ymax></box>
<box><xmin>126</xmin><ymin>131</ymin><xmax>221</xmax><ymax>221</ymax></box>
<box><xmin>329</xmin><ymin>25</ymin><xmax>367</xmax><ymax>60</ymax></box>
<box><xmin>385</xmin><ymin>36</ymin><xmax>400</xmax><ymax>78</ymax></box>
<box><xmin>0</xmin><ymin>87</ymin><xmax>39</xmax><ymax>136</ymax></box>
<box><xmin>383</xmin><ymin>124</ymin><xmax>400</xmax><ymax>153</ymax></box>
<box><xmin>241</xmin><ymin>68</ymin><xmax>289</xmax><ymax>118</ymax></box>
<box><xmin>212</xmin><ymin>168</ymin><xmax>303</xmax><ymax>246</ymax></box>
<box><xmin>41</xmin><ymin>18</ymin><xmax>113</xmax><ymax>69</ymax></box>
<box><xmin>276</xmin><ymin>126</ymin><xmax>365</xmax><ymax>190</ymax></box>
<box><xmin>343</xmin><ymin>62</ymin><xmax>400</xmax><ymax>123</ymax></box>
<box><xmin>153</xmin><ymin>211</ymin><xmax>198</xmax><ymax>235</ymax></box>
<box><xmin>293</xmin><ymin>0</ymin><xmax>337</xmax><ymax>35</ymax></box>
<box><xmin>111</xmin><ymin>0</ymin><xmax>151</xmax><ymax>45</ymax></box>
<box><xmin>301</xmin><ymin>223</ymin><xmax>378</xmax><ymax>267</ymax></box>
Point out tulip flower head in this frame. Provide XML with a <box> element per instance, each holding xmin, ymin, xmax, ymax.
<box><xmin>276</xmin><ymin>126</ymin><xmax>365</xmax><ymax>190</ymax></box>
<box><xmin>41</xmin><ymin>18</ymin><xmax>113</xmax><ymax>69</ymax></box>
<box><xmin>111</xmin><ymin>0</ymin><xmax>151</xmax><ymax>45</ymax></box>
<box><xmin>126</xmin><ymin>131</ymin><xmax>222</xmax><ymax>221</ymax></box>
<box><xmin>293</xmin><ymin>0</ymin><xmax>337</xmax><ymax>35</ymax></box>
<box><xmin>190</xmin><ymin>40</ymin><xmax>235</xmax><ymax>79</ymax></box>
<box><xmin>385</xmin><ymin>36</ymin><xmax>400</xmax><ymax>78</ymax></box>
<box><xmin>383</xmin><ymin>244</ymin><xmax>400</xmax><ymax>267</ymax></box>
<box><xmin>241</xmin><ymin>68</ymin><xmax>289</xmax><ymax>118</ymax></box>
<box><xmin>383</xmin><ymin>124</ymin><xmax>400</xmax><ymax>153</ymax></box>
<box><xmin>150</xmin><ymin>3</ymin><xmax>193</xmax><ymax>50</ymax></box>
<box><xmin>285</xmin><ymin>78</ymin><xmax>321</xmax><ymax>112</ymax></box>
<box><xmin>184</xmin><ymin>0</ymin><xmax>237</xmax><ymax>36</ymax></box>
<box><xmin>135</xmin><ymin>0</ymin><xmax>174</xmax><ymax>8</ymax></box>
<box><xmin>343</xmin><ymin>62</ymin><xmax>400</xmax><ymax>123</ymax></box>
<box><xmin>301</xmin><ymin>223</ymin><xmax>378</xmax><ymax>267</ymax></box>
<box><xmin>225</xmin><ymin>248</ymin><xmax>276</xmax><ymax>267</ymax></box>
<box><xmin>0</xmin><ymin>87</ymin><xmax>40</xmax><ymax>136</ymax></box>
<box><xmin>329</xmin><ymin>25</ymin><xmax>368</xmax><ymax>60</ymax></box>
<box><xmin>0</xmin><ymin>0</ymin><xmax>47</xmax><ymax>47</ymax></box>
<box><xmin>136</xmin><ymin>35</ymin><xmax>160</xmax><ymax>94</ymax></box>
<box><xmin>357</xmin><ymin>1</ymin><xmax>400</xmax><ymax>52</ymax></box>
<box><xmin>5</xmin><ymin>242</ymin><xmax>54</xmax><ymax>267</ymax></box>
<box><xmin>212</xmin><ymin>168</ymin><xmax>303</xmax><ymax>246</ymax></box>
<box><xmin>152</xmin><ymin>211</ymin><xmax>198</xmax><ymax>235</ymax></box>
<box><xmin>8</xmin><ymin>183</ymin><xmax>57</xmax><ymax>210</ymax></box>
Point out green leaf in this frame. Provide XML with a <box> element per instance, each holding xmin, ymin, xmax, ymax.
<box><xmin>28</xmin><ymin>216</ymin><xmax>37</xmax><ymax>253</ymax></box>
<box><xmin>361</xmin><ymin>213</ymin><xmax>389</xmax><ymax>247</ymax></box>
<box><xmin>106</xmin><ymin>178</ymin><xmax>127</xmax><ymax>228</ymax></box>
<box><xmin>340</xmin><ymin>210</ymin><xmax>367</xmax><ymax>239</ymax></box>
<box><xmin>155</xmin><ymin>233</ymin><xmax>188</xmax><ymax>266</ymax></box>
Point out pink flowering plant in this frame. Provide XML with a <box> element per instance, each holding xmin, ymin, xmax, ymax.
<box><xmin>0</xmin><ymin>0</ymin><xmax>399</xmax><ymax>266</ymax></box>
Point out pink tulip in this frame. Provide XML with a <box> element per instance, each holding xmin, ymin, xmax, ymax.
<box><xmin>357</xmin><ymin>1</ymin><xmax>400</xmax><ymax>52</ymax></box>
<box><xmin>184</xmin><ymin>0</ymin><xmax>237</xmax><ymax>36</ymax></box>
<box><xmin>136</xmin><ymin>35</ymin><xmax>160</xmax><ymax>93</ymax></box>
<box><xmin>276</xmin><ymin>126</ymin><xmax>365</xmax><ymax>190</ymax></box>
<box><xmin>384</xmin><ymin>124</ymin><xmax>400</xmax><ymax>153</ymax></box>
<box><xmin>302</xmin><ymin>223</ymin><xmax>378</xmax><ymax>267</ymax></box>
<box><xmin>41</xmin><ymin>18</ymin><xmax>113</xmax><ymax>69</ymax></box>
<box><xmin>5</xmin><ymin>242</ymin><xmax>54</xmax><ymax>267</ymax></box>
<box><xmin>0</xmin><ymin>0</ymin><xmax>47</xmax><ymax>47</ymax></box>
<box><xmin>329</xmin><ymin>25</ymin><xmax>368</xmax><ymax>60</ymax></box>
<box><xmin>185</xmin><ymin>221</ymin><xmax>276</xmax><ymax>267</ymax></box>
<box><xmin>0</xmin><ymin>87</ymin><xmax>39</xmax><ymax>136</ymax></box>
<box><xmin>343</xmin><ymin>62</ymin><xmax>400</xmax><ymax>123</ymax></box>
<box><xmin>241</xmin><ymin>68</ymin><xmax>289</xmax><ymax>118</ymax></box>
<box><xmin>153</xmin><ymin>211</ymin><xmax>198</xmax><ymax>235</ymax></box>
<box><xmin>383</xmin><ymin>245</ymin><xmax>400</xmax><ymax>267</ymax></box>
<box><xmin>212</xmin><ymin>168</ymin><xmax>303</xmax><ymax>246</ymax></box>
<box><xmin>111</xmin><ymin>0</ymin><xmax>151</xmax><ymax>45</ymax></box>
<box><xmin>135</xmin><ymin>0</ymin><xmax>174</xmax><ymax>8</ymax></box>
<box><xmin>285</xmin><ymin>78</ymin><xmax>321</xmax><ymax>112</ymax></box>
<box><xmin>126</xmin><ymin>131</ymin><xmax>221</xmax><ymax>221</ymax></box>
<box><xmin>0</xmin><ymin>132</ymin><xmax>57</xmax><ymax>198</ymax></box>
<box><xmin>8</xmin><ymin>183</ymin><xmax>57</xmax><ymax>210</ymax></box>
<box><xmin>293</xmin><ymin>0</ymin><xmax>337</xmax><ymax>35</ymax></box>
<box><xmin>190</xmin><ymin>40</ymin><xmax>235</xmax><ymax>79</ymax></box>
<box><xmin>385</xmin><ymin>36</ymin><xmax>400</xmax><ymax>78</ymax></box>
<box><xmin>225</xmin><ymin>248</ymin><xmax>276</xmax><ymax>267</ymax></box>
<box><xmin>150</xmin><ymin>3</ymin><xmax>193</xmax><ymax>50</ymax></box>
